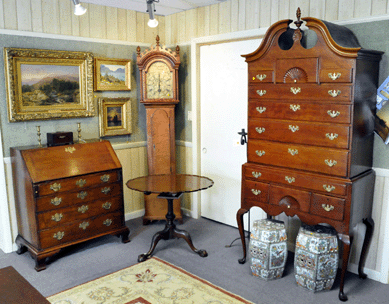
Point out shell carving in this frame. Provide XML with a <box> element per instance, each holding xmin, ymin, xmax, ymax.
<box><xmin>283</xmin><ymin>67</ymin><xmax>308</xmax><ymax>83</ymax></box>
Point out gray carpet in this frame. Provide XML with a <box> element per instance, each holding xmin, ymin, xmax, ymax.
<box><xmin>0</xmin><ymin>217</ymin><xmax>387</xmax><ymax>304</ymax></box>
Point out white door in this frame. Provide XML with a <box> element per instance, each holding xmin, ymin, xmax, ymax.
<box><xmin>200</xmin><ymin>39</ymin><xmax>266</xmax><ymax>228</ymax></box>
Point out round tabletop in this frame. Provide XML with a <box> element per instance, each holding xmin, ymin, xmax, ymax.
<box><xmin>126</xmin><ymin>174</ymin><xmax>214</xmax><ymax>194</ymax></box>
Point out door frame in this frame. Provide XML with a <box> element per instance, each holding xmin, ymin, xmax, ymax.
<box><xmin>190</xmin><ymin>27</ymin><xmax>267</xmax><ymax>219</ymax></box>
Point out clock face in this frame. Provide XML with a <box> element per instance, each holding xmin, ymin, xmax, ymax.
<box><xmin>146</xmin><ymin>62</ymin><xmax>174</xmax><ymax>99</ymax></box>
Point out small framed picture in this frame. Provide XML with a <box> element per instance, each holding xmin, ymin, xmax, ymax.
<box><xmin>94</xmin><ymin>57</ymin><xmax>131</xmax><ymax>91</ymax></box>
<box><xmin>99</xmin><ymin>98</ymin><xmax>132</xmax><ymax>137</ymax></box>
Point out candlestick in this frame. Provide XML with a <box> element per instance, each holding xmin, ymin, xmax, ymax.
<box><xmin>77</xmin><ymin>122</ymin><xmax>82</xmax><ymax>142</ymax></box>
<box><xmin>36</xmin><ymin>126</ymin><xmax>42</xmax><ymax>147</ymax></box>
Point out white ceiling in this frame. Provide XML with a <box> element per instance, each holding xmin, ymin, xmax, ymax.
<box><xmin>81</xmin><ymin>0</ymin><xmax>225</xmax><ymax>16</ymax></box>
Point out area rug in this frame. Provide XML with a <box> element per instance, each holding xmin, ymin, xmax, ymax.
<box><xmin>47</xmin><ymin>257</ymin><xmax>253</xmax><ymax>304</ymax></box>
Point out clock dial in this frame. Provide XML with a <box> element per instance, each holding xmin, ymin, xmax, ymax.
<box><xmin>146</xmin><ymin>62</ymin><xmax>173</xmax><ymax>99</ymax></box>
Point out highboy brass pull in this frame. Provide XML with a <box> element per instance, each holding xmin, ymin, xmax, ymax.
<box><xmin>256</xmin><ymin>107</ymin><xmax>266</xmax><ymax>113</ymax></box>
<box><xmin>322</xmin><ymin>204</ymin><xmax>335</xmax><ymax>212</ymax></box>
<box><xmin>51</xmin><ymin>197</ymin><xmax>62</xmax><ymax>206</ymax></box>
<box><xmin>290</xmin><ymin>104</ymin><xmax>300</xmax><ymax>112</ymax></box>
<box><xmin>325</xmin><ymin>159</ymin><xmax>337</xmax><ymax>167</ymax></box>
<box><xmin>78</xmin><ymin>205</ymin><xmax>89</xmax><ymax>213</ymax></box>
<box><xmin>323</xmin><ymin>185</ymin><xmax>336</xmax><ymax>192</ymax></box>
<box><xmin>256</xmin><ymin>90</ymin><xmax>266</xmax><ymax>96</ymax></box>
<box><xmin>256</xmin><ymin>74</ymin><xmax>267</xmax><ymax>81</ymax></box>
<box><xmin>289</xmin><ymin>125</ymin><xmax>299</xmax><ymax>133</ymax></box>
<box><xmin>255</xmin><ymin>150</ymin><xmax>265</xmax><ymax>157</ymax></box>
<box><xmin>290</xmin><ymin>87</ymin><xmax>301</xmax><ymax>94</ymax></box>
<box><xmin>288</xmin><ymin>148</ymin><xmax>298</xmax><ymax>156</ymax></box>
<box><xmin>50</xmin><ymin>183</ymin><xmax>61</xmax><ymax>192</ymax></box>
<box><xmin>252</xmin><ymin>171</ymin><xmax>261</xmax><ymax>178</ymax></box>
<box><xmin>328</xmin><ymin>90</ymin><xmax>341</xmax><ymax>97</ymax></box>
<box><xmin>251</xmin><ymin>189</ymin><xmax>261</xmax><ymax>196</ymax></box>
<box><xmin>53</xmin><ymin>231</ymin><xmax>65</xmax><ymax>240</ymax></box>
<box><xmin>285</xmin><ymin>176</ymin><xmax>295</xmax><ymax>183</ymax></box>
<box><xmin>77</xmin><ymin>191</ymin><xmax>88</xmax><ymax>199</ymax></box>
<box><xmin>51</xmin><ymin>213</ymin><xmax>63</xmax><ymax>222</ymax></box>
<box><xmin>255</xmin><ymin>127</ymin><xmax>265</xmax><ymax>134</ymax></box>
<box><xmin>76</xmin><ymin>179</ymin><xmax>87</xmax><ymax>187</ymax></box>
<box><xmin>101</xmin><ymin>174</ymin><xmax>111</xmax><ymax>182</ymax></box>
<box><xmin>327</xmin><ymin>110</ymin><xmax>340</xmax><ymax>118</ymax></box>
<box><xmin>328</xmin><ymin>72</ymin><xmax>341</xmax><ymax>80</ymax></box>
<box><xmin>326</xmin><ymin>133</ymin><xmax>338</xmax><ymax>140</ymax></box>
<box><xmin>102</xmin><ymin>202</ymin><xmax>112</xmax><ymax>209</ymax></box>
<box><xmin>101</xmin><ymin>187</ymin><xmax>111</xmax><ymax>194</ymax></box>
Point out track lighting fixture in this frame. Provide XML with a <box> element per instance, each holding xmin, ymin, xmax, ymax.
<box><xmin>146</xmin><ymin>0</ymin><xmax>159</xmax><ymax>28</ymax></box>
<box><xmin>71</xmin><ymin>0</ymin><xmax>87</xmax><ymax>16</ymax></box>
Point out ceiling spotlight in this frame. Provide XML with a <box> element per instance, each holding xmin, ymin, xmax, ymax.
<box><xmin>146</xmin><ymin>0</ymin><xmax>159</xmax><ymax>28</ymax></box>
<box><xmin>72</xmin><ymin>0</ymin><xmax>87</xmax><ymax>16</ymax></box>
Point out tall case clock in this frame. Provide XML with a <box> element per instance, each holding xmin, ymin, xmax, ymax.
<box><xmin>137</xmin><ymin>36</ymin><xmax>182</xmax><ymax>224</ymax></box>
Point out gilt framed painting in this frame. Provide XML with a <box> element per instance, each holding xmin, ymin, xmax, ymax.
<box><xmin>94</xmin><ymin>58</ymin><xmax>131</xmax><ymax>91</ymax></box>
<box><xmin>99</xmin><ymin>98</ymin><xmax>132</xmax><ymax>137</ymax></box>
<box><xmin>4</xmin><ymin>48</ymin><xmax>94</xmax><ymax>122</ymax></box>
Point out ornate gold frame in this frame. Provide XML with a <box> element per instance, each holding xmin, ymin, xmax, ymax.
<box><xmin>94</xmin><ymin>57</ymin><xmax>131</xmax><ymax>91</ymax></box>
<box><xmin>4</xmin><ymin>48</ymin><xmax>95</xmax><ymax>122</ymax></box>
<box><xmin>99</xmin><ymin>98</ymin><xmax>132</xmax><ymax>137</ymax></box>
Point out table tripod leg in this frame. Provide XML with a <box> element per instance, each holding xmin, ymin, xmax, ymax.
<box><xmin>173</xmin><ymin>228</ymin><xmax>208</xmax><ymax>257</ymax></box>
<box><xmin>138</xmin><ymin>227</ymin><xmax>168</xmax><ymax>262</ymax></box>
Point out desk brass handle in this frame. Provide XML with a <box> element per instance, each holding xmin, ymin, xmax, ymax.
<box><xmin>101</xmin><ymin>174</ymin><xmax>111</xmax><ymax>183</ymax></box>
<box><xmin>255</xmin><ymin>150</ymin><xmax>265</xmax><ymax>157</ymax></box>
<box><xmin>103</xmin><ymin>219</ymin><xmax>112</xmax><ymax>226</ymax></box>
<box><xmin>290</xmin><ymin>104</ymin><xmax>300</xmax><ymax>112</ymax></box>
<box><xmin>285</xmin><ymin>176</ymin><xmax>295</xmax><ymax>184</ymax></box>
<box><xmin>322</xmin><ymin>204</ymin><xmax>335</xmax><ymax>212</ymax></box>
<box><xmin>251</xmin><ymin>189</ymin><xmax>261</xmax><ymax>196</ymax></box>
<box><xmin>76</xmin><ymin>179</ymin><xmax>87</xmax><ymax>187</ymax></box>
<box><xmin>323</xmin><ymin>185</ymin><xmax>336</xmax><ymax>192</ymax></box>
<box><xmin>50</xmin><ymin>183</ymin><xmax>61</xmax><ymax>192</ymax></box>
<box><xmin>53</xmin><ymin>231</ymin><xmax>64</xmax><ymax>240</ymax></box>
<box><xmin>256</xmin><ymin>90</ymin><xmax>266</xmax><ymax>96</ymax></box>
<box><xmin>51</xmin><ymin>197</ymin><xmax>62</xmax><ymax>206</ymax></box>
<box><xmin>78</xmin><ymin>205</ymin><xmax>89</xmax><ymax>213</ymax></box>
<box><xmin>325</xmin><ymin>159</ymin><xmax>337</xmax><ymax>167</ymax></box>
<box><xmin>326</xmin><ymin>133</ymin><xmax>338</xmax><ymax>141</ymax></box>
<box><xmin>256</xmin><ymin>107</ymin><xmax>266</xmax><ymax>113</ymax></box>
<box><xmin>328</xmin><ymin>90</ymin><xmax>341</xmax><ymax>97</ymax></box>
<box><xmin>290</xmin><ymin>87</ymin><xmax>301</xmax><ymax>94</ymax></box>
<box><xmin>77</xmin><ymin>191</ymin><xmax>88</xmax><ymax>199</ymax></box>
<box><xmin>101</xmin><ymin>187</ymin><xmax>111</xmax><ymax>195</ymax></box>
<box><xmin>289</xmin><ymin>125</ymin><xmax>299</xmax><ymax>133</ymax></box>
<box><xmin>288</xmin><ymin>148</ymin><xmax>298</xmax><ymax>156</ymax></box>
<box><xmin>255</xmin><ymin>127</ymin><xmax>265</xmax><ymax>134</ymax></box>
<box><xmin>79</xmin><ymin>221</ymin><xmax>89</xmax><ymax>230</ymax></box>
<box><xmin>51</xmin><ymin>213</ymin><xmax>63</xmax><ymax>222</ymax></box>
<box><xmin>256</xmin><ymin>74</ymin><xmax>267</xmax><ymax>81</ymax></box>
<box><xmin>327</xmin><ymin>110</ymin><xmax>340</xmax><ymax>118</ymax></box>
<box><xmin>328</xmin><ymin>72</ymin><xmax>341</xmax><ymax>80</ymax></box>
<box><xmin>252</xmin><ymin>171</ymin><xmax>261</xmax><ymax>178</ymax></box>
<box><xmin>102</xmin><ymin>202</ymin><xmax>112</xmax><ymax>210</ymax></box>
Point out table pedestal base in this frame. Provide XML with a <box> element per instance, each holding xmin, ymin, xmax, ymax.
<box><xmin>138</xmin><ymin>192</ymin><xmax>208</xmax><ymax>262</ymax></box>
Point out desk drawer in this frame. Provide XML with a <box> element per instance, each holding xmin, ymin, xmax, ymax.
<box><xmin>248</xmin><ymin>140</ymin><xmax>349</xmax><ymax>177</ymax></box>
<box><xmin>248</xmin><ymin>101</ymin><xmax>351</xmax><ymax>124</ymax></box>
<box><xmin>249</xmin><ymin>119</ymin><xmax>350</xmax><ymax>149</ymax></box>
<box><xmin>39</xmin><ymin>211</ymin><xmax>124</xmax><ymax>249</ymax></box>
<box><xmin>37</xmin><ymin>196</ymin><xmax>122</xmax><ymax>230</ymax></box>
<box><xmin>36</xmin><ymin>182</ymin><xmax>122</xmax><ymax>212</ymax></box>
<box><xmin>243</xmin><ymin>163</ymin><xmax>348</xmax><ymax>196</ymax></box>
<box><xmin>249</xmin><ymin>84</ymin><xmax>352</xmax><ymax>102</ymax></box>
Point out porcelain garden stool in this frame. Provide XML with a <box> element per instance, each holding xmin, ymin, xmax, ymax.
<box><xmin>294</xmin><ymin>224</ymin><xmax>339</xmax><ymax>292</ymax></box>
<box><xmin>249</xmin><ymin>218</ymin><xmax>288</xmax><ymax>280</ymax></box>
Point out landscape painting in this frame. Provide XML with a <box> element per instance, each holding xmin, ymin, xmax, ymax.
<box><xmin>94</xmin><ymin>58</ymin><xmax>131</xmax><ymax>91</ymax></box>
<box><xmin>4</xmin><ymin>48</ymin><xmax>95</xmax><ymax>122</ymax></box>
<box><xmin>99</xmin><ymin>98</ymin><xmax>132</xmax><ymax>137</ymax></box>
<box><xmin>107</xmin><ymin>106</ymin><xmax>123</xmax><ymax>127</ymax></box>
<box><xmin>21</xmin><ymin>64</ymin><xmax>80</xmax><ymax>106</ymax></box>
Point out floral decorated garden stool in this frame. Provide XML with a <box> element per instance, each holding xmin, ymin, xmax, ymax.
<box><xmin>249</xmin><ymin>218</ymin><xmax>288</xmax><ymax>280</ymax></box>
<box><xmin>294</xmin><ymin>224</ymin><xmax>339</xmax><ymax>292</ymax></box>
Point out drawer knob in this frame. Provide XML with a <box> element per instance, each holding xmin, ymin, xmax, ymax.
<box><xmin>103</xmin><ymin>219</ymin><xmax>113</xmax><ymax>226</ymax></box>
<box><xmin>79</xmin><ymin>221</ymin><xmax>90</xmax><ymax>230</ymax></box>
<box><xmin>326</xmin><ymin>133</ymin><xmax>338</xmax><ymax>141</ymax></box>
<box><xmin>50</xmin><ymin>183</ymin><xmax>61</xmax><ymax>192</ymax></box>
<box><xmin>102</xmin><ymin>202</ymin><xmax>112</xmax><ymax>209</ymax></box>
<box><xmin>256</xmin><ymin>90</ymin><xmax>266</xmax><ymax>96</ymax></box>
<box><xmin>256</xmin><ymin>74</ymin><xmax>267</xmax><ymax>81</ymax></box>
<box><xmin>323</xmin><ymin>185</ymin><xmax>336</xmax><ymax>192</ymax></box>
<box><xmin>77</xmin><ymin>191</ymin><xmax>88</xmax><ymax>199</ymax></box>
<box><xmin>290</xmin><ymin>87</ymin><xmax>301</xmax><ymax>94</ymax></box>
<box><xmin>50</xmin><ymin>197</ymin><xmax>62</xmax><ymax>206</ymax></box>
<box><xmin>51</xmin><ymin>213</ymin><xmax>63</xmax><ymax>222</ymax></box>
<box><xmin>101</xmin><ymin>187</ymin><xmax>111</xmax><ymax>195</ymax></box>
<box><xmin>255</xmin><ymin>127</ymin><xmax>265</xmax><ymax>134</ymax></box>
<box><xmin>327</xmin><ymin>110</ymin><xmax>340</xmax><ymax>118</ymax></box>
<box><xmin>290</xmin><ymin>104</ymin><xmax>301</xmax><ymax>112</ymax></box>
<box><xmin>53</xmin><ymin>231</ymin><xmax>65</xmax><ymax>240</ymax></box>
<box><xmin>328</xmin><ymin>72</ymin><xmax>341</xmax><ymax>80</ymax></box>
<box><xmin>256</xmin><ymin>107</ymin><xmax>266</xmax><ymax>113</ymax></box>
<box><xmin>285</xmin><ymin>176</ymin><xmax>295</xmax><ymax>183</ymax></box>
<box><xmin>328</xmin><ymin>90</ymin><xmax>341</xmax><ymax>97</ymax></box>
<box><xmin>288</xmin><ymin>148</ymin><xmax>298</xmax><ymax>156</ymax></box>
<box><xmin>255</xmin><ymin>150</ymin><xmax>265</xmax><ymax>157</ymax></box>
<box><xmin>322</xmin><ymin>204</ymin><xmax>335</xmax><ymax>212</ymax></box>
<box><xmin>288</xmin><ymin>125</ymin><xmax>299</xmax><ymax>133</ymax></box>
<box><xmin>76</xmin><ymin>179</ymin><xmax>87</xmax><ymax>187</ymax></box>
<box><xmin>251</xmin><ymin>189</ymin><xmax>261</xmax><ymax>195</ymax></box>
<box><xmin>101</xmin><ymin>174</ymin><xmax>111</xmax><ymax>183</ymax></box>
<box><xmin>78</xmin><ymin>205</ymin><xmax>89</xmax><ymax>213</ymax></box>
<box><xmin>325</xmin><ymin>159</ymin><xmax>337</xmax><ymax>167</ymax></box>
<box><xmin>252</xmin><ymin>171</ymin><xmax>261</xmax><ymax>178</ymax></box>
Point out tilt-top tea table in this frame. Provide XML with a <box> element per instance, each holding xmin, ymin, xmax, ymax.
<box><xmin>126</xmin><ymin>174</ymin><xmax>214</xmax><ymax>262</ymax></box>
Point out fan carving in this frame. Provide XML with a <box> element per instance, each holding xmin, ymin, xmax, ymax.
<box><xmin>283</xmin><ymin>67</ymin><xmax>308</xmax><ymax>83</ymax></box>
